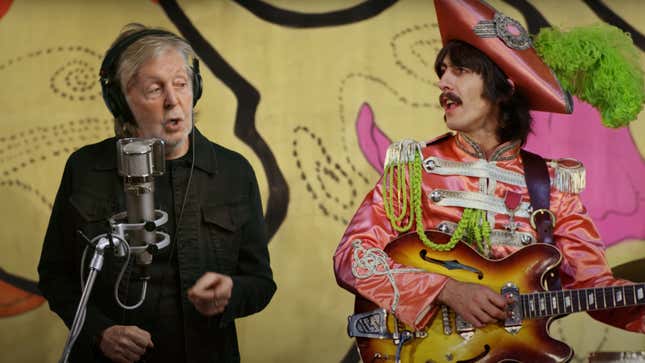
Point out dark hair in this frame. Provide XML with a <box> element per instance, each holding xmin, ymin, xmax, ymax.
<box><xmin>434</xmin><ymin>40</ymin><xmax>532</xmax><ymax>145</ymax></box>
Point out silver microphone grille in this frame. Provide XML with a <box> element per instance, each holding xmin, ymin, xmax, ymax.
<box><xmin>116</xmin><ymin>138</ymin><xmax>165</xmax><ymax>178</ymax></box>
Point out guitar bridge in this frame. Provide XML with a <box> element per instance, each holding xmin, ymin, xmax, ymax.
<box><xmin>347</xmin><ymin>308</ymin><xmax>392</xmax><ymax>339</ymax></box>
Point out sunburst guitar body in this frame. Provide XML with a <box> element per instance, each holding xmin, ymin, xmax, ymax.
<box><xmin>349</xmin><ymin>230</ymin><xmax>645</xmax><ymax>363</ymax></box>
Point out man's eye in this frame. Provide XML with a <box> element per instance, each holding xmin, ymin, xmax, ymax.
<box><xmin>147</xmin><ymin>87</ymin><xmax>162</xmax><ymax>95</ymax></box>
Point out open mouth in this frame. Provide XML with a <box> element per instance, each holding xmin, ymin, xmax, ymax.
<box><xmin>439</xmin><ymin>92</ymin><xmax>462</xmax><ymax>111</ymax></box>
<box><xmin>165</xmin><ymin>117</ymin><xmax>182</xmax><ymax>127</ymax></box>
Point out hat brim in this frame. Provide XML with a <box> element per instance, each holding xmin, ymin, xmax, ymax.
<box><xmin>434</xmin><ymin>0</ymin><xmax>572</xmax><ymax>114</ymax></box>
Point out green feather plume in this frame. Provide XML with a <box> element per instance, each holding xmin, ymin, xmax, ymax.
<box><xmin>534</xmin><ymin>24</ymin><xmax>644</xmax><ymax>128</ymax></box>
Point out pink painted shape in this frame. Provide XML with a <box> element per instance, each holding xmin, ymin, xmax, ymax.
<box><xmin>527</xmin><ymin>97</ymin><xmax>645</xmax><ymax>246</ymax></box>
<box><xmin>356</xmin><ymin>103</ymin><xmax>391</xmax><ymax>174</ymax></box>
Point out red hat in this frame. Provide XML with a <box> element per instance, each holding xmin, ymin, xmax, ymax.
<box><xmin>434</xmin><ymin>0</ymin><xmax>573</xmax><ymax>114</ymax></box>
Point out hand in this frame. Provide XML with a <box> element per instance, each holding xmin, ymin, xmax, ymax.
<box><xmin>437</xmin><ymin>279</ymin><xmax>508</xmax><ymax>328</ymax></box>
<box><xmin>98</xmin><ymin>325</ymin><xmax>153</xmax><ymax>363</ymax></box>
<box><xmin>187</xmin><ymin>272</ymin><xmax>233</xmax><ymax>316</ymax></box>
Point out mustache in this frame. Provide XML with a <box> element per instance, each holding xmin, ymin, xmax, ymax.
<box><xmin>439</xmin><ymin>92</ymin><xmax>462</xmax><ymax>108</ymax></box>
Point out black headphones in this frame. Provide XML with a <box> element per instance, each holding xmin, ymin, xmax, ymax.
<box><xmin>99</xmin><ymin>29</ymin><xmax>203</xmax><ymax>123</ymax></box>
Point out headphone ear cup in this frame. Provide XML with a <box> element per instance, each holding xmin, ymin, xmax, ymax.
<box><xmin>101</xmin><ymin>82</ymin><xmax>119</xmax><ymax>118</ymax></box>
<box><xmin>102</xmin><ymin>81</ymin><xmax>133</xmax><ymax>123</ymax></box>
<box><xmin>191</xmin><ymin>58</ymin><xmax>203</xmax><ymax>106</ymax></box>
<box><xmin>192</xmin><ymin>72</ymin><xmax>202</xmax><ymax>106</ymax></box>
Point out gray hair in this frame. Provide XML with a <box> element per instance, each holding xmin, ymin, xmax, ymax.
<box><xmin>109</xmin><ymin>23</ymin><xmax>197</xmax><ymax>137</ymax></box>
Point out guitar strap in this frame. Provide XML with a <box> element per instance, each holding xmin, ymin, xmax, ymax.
<box><xmin>520</xmin><ymin>149</ymin><xmax>561</xmax><ymax>290</ymax></box>
<box><xmin>520</xmin><ymin>149</ymin><xmax>554</xmax><ymax>244</ymax></box>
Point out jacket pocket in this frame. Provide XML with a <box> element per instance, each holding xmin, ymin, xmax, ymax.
<box><xmin>69</xmin><ymin>191</ymin><xmax>116</xmax><ymax>238</ymax></box>
<box><xmin>68</xmin><ymin>191</ymin><xmax>122</xmax><ymax>287</ymax></box>
<box><xmin>202</xmin><ymin>203</ymin><xmax>249</xmax><ymax>275</ymax></box>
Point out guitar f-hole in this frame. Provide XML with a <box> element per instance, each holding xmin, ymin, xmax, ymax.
<box><xmin>419</xmin><ymin>250</ymin><xmax>484</xmax><ymax>280</ymax></box>
<box><xmin>456</xmin><ymin>344</ymin><xmax>490</xmax><ymax>363</ymax></box>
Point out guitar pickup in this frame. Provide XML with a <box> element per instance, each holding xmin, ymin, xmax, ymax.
<box><xmin>455</xmin><ymin>314</ymin><xmax>475</xmax><ymax>341</ymax></box>
<box><xmin>501</xmin><ymin>283</ymin><xmax>522</xmax><ymax>334</ymax></box>
<box><xmin>347</xmin><ymin>308</ymin><xmax>393</xmax><ymax>339</ymax></box>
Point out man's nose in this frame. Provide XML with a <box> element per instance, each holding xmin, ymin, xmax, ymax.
<box><xmin>164</xmin><ymin>86</ymin><xmax>178</xmax><ymax>108</ymax></box>
<box><xmin>437</xmin><ymin>73</ymin><xmax>453</xmax><ymax>92</ymax></box>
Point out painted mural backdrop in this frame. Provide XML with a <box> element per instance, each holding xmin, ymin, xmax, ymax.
<box><xmin>1</xmin><ymin>1</ymin><xmax>644</xmax><ymax>362</ymax></box>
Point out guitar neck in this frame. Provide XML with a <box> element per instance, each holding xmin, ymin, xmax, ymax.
<box><xmin>521</xmin><ymin>283</ymin><xmax>645</xmax><ymax>319</ymax></box>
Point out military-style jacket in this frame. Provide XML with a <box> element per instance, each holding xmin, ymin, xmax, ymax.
<box><xmin>38</xmin><ymin>128</ymin><xmax>276</xmax><ymax>362</ymax></box>
<box><xmin>334</xmin><ymin>132</ymin><xmax>644</xmax><ymax>332</ymax></box>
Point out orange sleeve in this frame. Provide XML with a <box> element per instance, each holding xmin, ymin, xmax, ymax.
<box><xmin>333</xmin><ymin>178</ymin><xmax>448</xmax><ymax>329</ymax></box>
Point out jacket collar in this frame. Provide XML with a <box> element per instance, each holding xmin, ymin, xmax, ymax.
<box><xmin>454</xmin><ymin>132</ymin><xmax>521</xmax><ymax>161</ymax></box>
<box><xmin>94</xmin><ymin>127</ymin><xmax>217</xmax><ymax>174</ymax></box>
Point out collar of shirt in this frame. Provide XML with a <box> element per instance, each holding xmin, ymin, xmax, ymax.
<box><xmin>454</xmin><ymin>132</ymin><xmax>521</xmax><ymax>162</ymax></box>
<box><xmin>93</xmin><ymin>127</ymin><xmax>218</xmax><ymax>175</ymax></box>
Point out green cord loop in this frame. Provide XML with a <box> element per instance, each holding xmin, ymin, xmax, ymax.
<box><xmin>383</xmin><ymin>150</ymin><xmax>491</xmax><ymax>254</ymax></box>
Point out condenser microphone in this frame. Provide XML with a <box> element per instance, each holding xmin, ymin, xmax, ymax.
<box><xmin>116</xmin><ymin>138</ymin><xmax>165</xmax><ymax>266</ymax></box>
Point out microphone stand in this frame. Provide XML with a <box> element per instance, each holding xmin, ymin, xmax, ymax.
<box><xmin>58</xmin><ymin>139</ymin><xmax>169</xmax><ymax>363</ymax></box>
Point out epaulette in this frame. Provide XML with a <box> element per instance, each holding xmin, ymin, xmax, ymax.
<box><xmin>551</xmin><ymin>158</ymin><xmax>586</xmax><ymax>194</ymax></box>
<box><xmin>383</xmin><ymin>139</ymin><xmax>424</xmax><ymax>169</ymax></box>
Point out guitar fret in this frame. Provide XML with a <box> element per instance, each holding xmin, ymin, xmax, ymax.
<box><xmin>540</xmin><ymin>293</ymin><xmax>548</xmax><ymax>316</ymax></box>
<box><xmin>604</xmin><ymin>287</ymin><xmax>615</xmax><ymax>309</ymax></box>
<box><xmin>579</xmin><ymin>289</ymin><xmax>588</xmax><ymax>311</ymax></box>
<box><xmin>571</xmin><ymin>290</ymin><xmax>579</xmax><ymax>313</ymax></box>
<box><xmin>522</xmin><ymin>295</ymin><xmax>530</xmax><ymax>319</ymax></box>
<box><xmin>637</xmin><ymin>285</ymin><xmax>645</xmax><ymax>304</ymax></box>
<box><xmin>588</xmin><ymin>289</ymin><xmax>598</xmax><ymax>310</ymax></box>
<box><xmin>550</xmin><ymin>292</ymin><xmax>558</xmax><ymax>314</ymax></box>
<box><xmin>596</xmin><ymin>288</ymin><xmax>607</xmax><ymax>309</ymax></box>
<box><xmin>625</xmin><ymin>285</ymin><xmax>636</xmax><ymax>305</ymax></box>
<box><xmin>614</xmin><ymin>286</ymin><xmax>625</xmax><ymax>307</ymax></box>
<box><xmin>556</xmin><ymin>291</ymin><xmax>565</xmax><ymax>314</ymax></box>
<box><xmin>563</xmin><ymin>290</ymin><xmax>573</xmax><ymax>313</ymax></box>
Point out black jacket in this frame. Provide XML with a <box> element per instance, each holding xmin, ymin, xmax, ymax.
<box><xmin>37</xmin><ymin>128</ymin><xmax>276</xmax><ymax>362</ymax></box>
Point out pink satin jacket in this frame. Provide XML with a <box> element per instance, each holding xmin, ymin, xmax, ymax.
<box><xmin>334</xmin><ymin>132</ymin><xmax>645</xmax><ymax>332</ymax></box>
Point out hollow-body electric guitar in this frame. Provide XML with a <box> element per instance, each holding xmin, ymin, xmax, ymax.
<box><xmin>348</xmin><ymin>230</ymin><xmax>645</xmax><ymax>363</ymax></box>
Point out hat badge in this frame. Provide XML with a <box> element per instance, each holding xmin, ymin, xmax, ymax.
<box><xmin>473</xmin><ymin>12</ymin><xmax>532</xmax><ymax>50</ymax></box>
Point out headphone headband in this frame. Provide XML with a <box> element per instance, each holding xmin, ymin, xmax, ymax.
<box><xmin>99</xmin><ymin>28</ymin><xmax>202</xmax><ymax>122</ymax></box>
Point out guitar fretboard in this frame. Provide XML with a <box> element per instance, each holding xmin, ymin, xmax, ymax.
<box><xmin>521</xmin><ymin>283</ymin><xmax>645</xmax><ymax>319</ymax></box>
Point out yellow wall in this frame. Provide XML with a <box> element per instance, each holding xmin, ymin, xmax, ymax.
<box><xmin>1</xmin><ymin>1</ymin><xmax>643</xmax><ymax>362</ymax></box>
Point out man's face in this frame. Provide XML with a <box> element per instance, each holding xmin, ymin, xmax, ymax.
<box><xmin>125</xmin><ymin>48</ymin><xmax>193</xmax><ymax>159</ymax></box>
<box><xmin>437</xmin><ymin>57</ymin><xmax>499</xmax><ymax>136</ymax></box>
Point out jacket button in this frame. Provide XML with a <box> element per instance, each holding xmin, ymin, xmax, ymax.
<box><xmin>430</xmin><ymin>190</ymin><xmax>442</xmax><ymax>202</ymax></box>
<box><xmin>521</xmin><ymin>234</ymin><xmax>533</xmax><ymax>245</ymax></box>
<box><xmin>437</xmin><ymin>222</ymin><xmax>451</xmax><ymax>234</ymax></box>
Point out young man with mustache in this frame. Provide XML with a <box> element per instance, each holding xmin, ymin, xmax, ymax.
<box><xmin>333</xmin><ymin>0</ymin><xmax>645</xmax><ymax>351</ymax></box>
